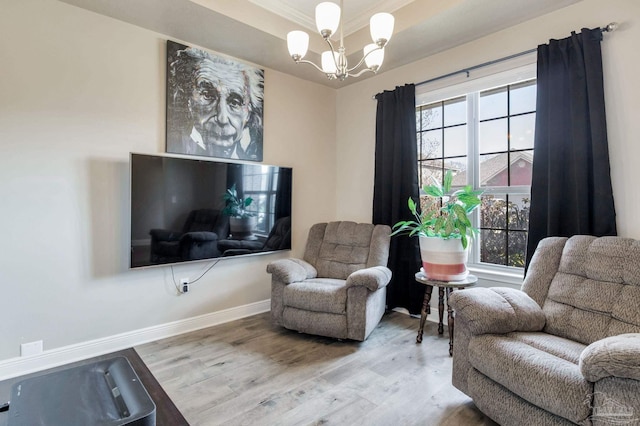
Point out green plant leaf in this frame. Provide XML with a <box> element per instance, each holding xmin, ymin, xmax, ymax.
<box><xmin>452</xmin><ymin>204</ymin><xmax>471</xmax><ymax>227</ymax></box>
<box><xmin>444</xmin><ymin>216</ymin><xmax>455</xmax><ymax>237</ymax></box>
<box><xmin>423</xmin><ymin>185</ymin><xmax>443</xmax><ymax>198</ymax></box>
<box><xmin>443</xmin><ymin>170</ymin><xmax>453</xmax><ymax>193</ymax></box>
<box><xmin>408</xmin><ymin>197</ymin><xmax>418</xmax><ymax>215</ymax></box>
<box><xmin>434</xmin><ymin>216</ymin><xmax>444</xmax><ymax>235</ymax></box>
<box><xmin>390</xmin><ymin>220</ymin><xmax>424</xmax><ymax>236</ymax></box>
<box><xmin>456</xmin><ymin>188</ymin><xmax>481</xmax><ymax>205</ymax></box>
<box><xmin>459</xmin><ymin>220</ymin><xmax>468</xmax><ymax>237</ymax></box>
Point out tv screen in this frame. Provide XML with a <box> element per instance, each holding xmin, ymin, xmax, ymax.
<box><xmin>130</xmin><ymin>153</ymin><xmax>292</xmax><ymax>268</ymax></box>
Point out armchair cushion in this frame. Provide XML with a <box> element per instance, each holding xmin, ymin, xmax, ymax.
<box><xmin>580</xmin><ymin>333</ymin><xmax>640</xmax><ymax>382</ymax></box>
<box><xmin>450</xmin><ymin>287</ymin><xmax>546</xmax><ymax>335</ymax></box>
<box><xmin>345</xmin><ymin>266</ymin><xmax>392</xmax><ymax>291</ymax></box>
<box><xmin>284</xmin><ymin>278</ymin><xmax>347</xmax><ymax>314</ymax></box>
<box><xmin>266</xmin><ymin>258</ymin><xmax>317</xmax><ymax>284</ymax></box>
<box><xmin>469</xmin><ymin>332</ymin><xmax>591</xmax><ymax>423</ymax></box>
<box><xmin>180</xmin><ymin>231</ymin><xmax>219</xmax><ymax>242</ymax></box>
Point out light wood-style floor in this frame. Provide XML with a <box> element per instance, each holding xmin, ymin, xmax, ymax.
<box><xmin>136</xmin><ymin>311</ymin><xmax>498</xmax><ymax>426</ymax></box>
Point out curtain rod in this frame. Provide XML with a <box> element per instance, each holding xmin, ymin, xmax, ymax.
<box><xmin>374</xmin><ymin>22</ymin><xmax>618</xmax><ymax>98</ymax></box>
<box><xmin>417</xmin><ymin>22</ymin><xmax>617</xmax><ymax>87</ymax></box>
<box><xmin>414</xmin><ymin>48</ymin><xmax>536</xmax><ymax>87</ymax></box>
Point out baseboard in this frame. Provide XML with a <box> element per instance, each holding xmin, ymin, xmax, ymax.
<box><xmin>0</xmin><ymin>299</ymin><xmax>270</xmax><ymax>381</ymax></box>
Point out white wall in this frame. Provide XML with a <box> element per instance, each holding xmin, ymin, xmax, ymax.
<box><xmin>0</xmin><ymin>0</ymin><xmax>336</xmax><ymax>364</ymax></box>
<box><xmin>2</xmin><ymin>0</ymin><xmax>638</xmax><ymax>372</ymax></box>
<box><xmin>336</xmin><ymin>0</ymin><xmax>640</xmax><ymax>244</ymax></box>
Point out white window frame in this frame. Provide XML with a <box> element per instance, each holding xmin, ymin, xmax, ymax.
<box><xmin>243</xmin><ymin>166</ymin><xmax>280</xmax><ymax>237</ymax></box>
<box><xmin>416</xmin><ymin>56</ymin><xmax>536</xmax><ymax>285</ymax></box>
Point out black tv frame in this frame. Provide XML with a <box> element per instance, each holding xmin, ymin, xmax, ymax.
<box><xmin>129</xmin><ymin>153</ymin><xmax>292</xmax><ymax>269</ymax></box>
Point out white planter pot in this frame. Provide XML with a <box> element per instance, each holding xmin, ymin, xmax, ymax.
<box><xmin>419</xmin><ymin>235</ymin><xmax>469</xmax><ymax>282</ymax></box>
<box><xmin>229</xmin><ymin>216</ymin><xmax>257</xmax><ymax>240</ymax></box>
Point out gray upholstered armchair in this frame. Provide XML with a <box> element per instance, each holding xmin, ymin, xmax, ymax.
<box><xmin>449</xmin><ymin>236</ymin><xmax>640</xmax><ymax>425</ymax></box>
<box><xmin>267</xmin><ymin>221</ymin><xmax>392</xmax><ymax>341</ymax></box>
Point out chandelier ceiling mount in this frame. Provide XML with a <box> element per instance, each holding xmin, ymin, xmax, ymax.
<box><xmin>286</xmin><ymin>0</ymin><xmax>395</xmax><ymax>81</ymax></box>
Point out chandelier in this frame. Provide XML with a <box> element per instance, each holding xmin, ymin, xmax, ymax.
<box><xmin>286</xmin><ymin>1</ymin><xmax>395</xmax><ymax>81</ymax></box>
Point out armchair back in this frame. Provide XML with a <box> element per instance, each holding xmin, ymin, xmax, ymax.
<box><xmin>263</xmin><ymin>216</ymin><xmax>291</xmax><ymax>251</ymax></box>
<box><xmin>524</xmin><ymin>236</ymin><xmax>640</xmax><ymax>345</ymax></box>
<box><xmin>302</xmin><ymin>222</ymin><xmax>390</xmax><ymax>280</ymax></box>
<box><xmin>182</xmin><ymin>209</ymin><xmax>229</xmax><ymax>237</ymax></box>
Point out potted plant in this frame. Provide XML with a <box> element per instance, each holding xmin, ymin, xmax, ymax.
<box><xmin>391</xmin><ymin>170</ymin><xmax>482</xmax><ymax>281</ymax></box>
<box><xmin>223</xmin><ymin>184</ymin><xmax>257</xmax><ymax>239</ymax></box>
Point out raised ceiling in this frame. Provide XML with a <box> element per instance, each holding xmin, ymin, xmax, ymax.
<box><xmin>58</xmin><ymin>0</ymin><xmax>581</xmax><ymax>88</ymax></box>
<box><xmin>248</xmin><ymin>0</ymin><xmax>416</xmax><ymax>36</ymax></box>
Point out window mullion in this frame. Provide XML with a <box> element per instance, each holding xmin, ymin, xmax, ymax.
<box><xmin>506</xmin><ymin>86</ymin><xmax>511</xmax><ymax>265</ymax></box>
<box><xmin>468</xmin><ymin>92</ymin><xmax>480</xmax><ymax>264</ymax></box>
<box><xmin>440</xmin><ymin>101</ymin><xmax>445</xmax><ymax>181</ymax></box>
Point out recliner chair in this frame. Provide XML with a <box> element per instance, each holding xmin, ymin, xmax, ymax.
<box><xmin>267</xmin><ymin>221</ymin><xmax>392</xmax><ymax>341</ymax></box>
<box><xmin>149</xmin><ymin>209</ymin><xmax>229</xmax><ymax>264</ymax></box>
<box><xmin>449</xmin><ymin>236</ymin><xmax>640</xmax><ymax>425</ymax></box>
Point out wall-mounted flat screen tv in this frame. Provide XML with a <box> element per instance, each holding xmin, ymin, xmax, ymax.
<box><xmin>130</xmin><ymin>153</ymin><xmax>292</xmax><ymax>268</ymax></box>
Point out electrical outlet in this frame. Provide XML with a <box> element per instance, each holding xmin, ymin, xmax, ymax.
<box><xmin>180</xmin><ymin>278</ymin><xmax>190</xmax><ymax>293</ymax></box>
<box><xmin>21</xmin><ymin>340</ymin><xmax>43</xmax><ymax>357</ymax></box>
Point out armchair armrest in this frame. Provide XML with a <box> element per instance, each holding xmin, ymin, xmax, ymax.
<box><xmin>266</xmin><ymin>258</ymin><xmax>317</xmax><ymax>284</ymax></box>
<box><xmin>345</xmin><ymin>266</ymin><xmax>392</xmax><ymax>291</ymax></box>
<box><xmin>448</xmin><ymin>287</ymin><xmax>546</xmax><ymax>335</ymax></box>
<box><xmin>181</xmin><ymin>231</ymin><xmax>219</xmax><ymax>242</ymax></box>
<box><xmin>149</xmin><ymin>229</ymin><xmax>181</xmax><ymax>241</ymax></box>
<box><xmin>580</xmin><ymin>333</ymin><xmax>640</xmax><ymax>382</ymax></box>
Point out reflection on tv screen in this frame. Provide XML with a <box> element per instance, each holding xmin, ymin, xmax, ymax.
<box><xmin>130</xmin><ymin>153</ymin><xmax>292</xmax><ymax>268</ymax></box>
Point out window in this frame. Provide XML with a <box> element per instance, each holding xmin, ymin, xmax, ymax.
<box><xmin>416</xmin><ymin>63</ymin><xmax>536</xmax><ymax>270</ymax></box>
<box><xmin>242</xmin><ymin>165</ymin><xmax>280</xmax><ymax>235</ymax></box>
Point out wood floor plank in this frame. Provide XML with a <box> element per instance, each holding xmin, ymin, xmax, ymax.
<box><xmin>222</xmin><ymin>378</ymin><xmax>337</xmax><ymax>426</ymax></box>
<box><xmin>136</xmin><ymin>311</ymin><xmax>497</xmax><ymax>426</ymax></box>
<box><xmin>266</xmin><ymin>387</ymin><xmax>367</xmax><ymax>426</ymax></box>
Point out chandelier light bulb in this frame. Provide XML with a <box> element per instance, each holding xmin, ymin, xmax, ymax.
<box><xmin>370</xmin><ymin>12</ymin><xmax>395</xmax><ymax>46</ymax></box>
<box><xmin>321</xmin><ymin>51</ymin><xmax>338</xmax><ymax>74</ymax></box>
<box><xmin>315</xmin><ymin>2</ymin><xmax>341</xmax><ymax>38</ymax></box>
<box><xmin>287</xmin><ymin>31</ymin><xmax>309</xmax><ymax>59</ymax></box>
<box><xmin>364</xmin><ymin>44</ymin><xmax>384</xmax><ymax>70</ymax></box>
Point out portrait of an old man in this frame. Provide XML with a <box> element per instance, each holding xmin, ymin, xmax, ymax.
<box><xmin>166</xmin><ymin>40</ymin><xmax>264</xmax><ymax>161</ymax></box>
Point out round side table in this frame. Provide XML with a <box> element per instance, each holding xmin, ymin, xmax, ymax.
<box><xmin>414</xmin><ymin>271</ymin><xmax>477</xmax><ymax>356</ymax></box>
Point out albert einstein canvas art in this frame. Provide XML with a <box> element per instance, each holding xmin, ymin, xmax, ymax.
<box><xmin>166</xmin><ymin>40</ymin><xmax>264</xmax><ymax>161</ymax></box>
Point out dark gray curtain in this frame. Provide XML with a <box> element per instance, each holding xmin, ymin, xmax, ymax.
<box><xmin>226</xmin><ymin>163</ymin><xmax>244</xmax><ymax>195</ymax></box>
<box><xmin>275</xmin><ymin>167</ymin><xmax>292</xmax><ymax>221</ymax></box>
<box><xmin>373</xmin><ymin>84</ymin><xmax>423</xmax><ymax>314</ymax></box>
<box><xmin>526</xmin><ymin>28</ymin><xmax>616</xmax><ymax>270</ymax></box>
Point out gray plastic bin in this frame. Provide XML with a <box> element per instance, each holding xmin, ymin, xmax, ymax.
<box><xmin>7</xmin><ymin>356</ymin><xmax>156</xmax><ymax>426</ymax></box>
